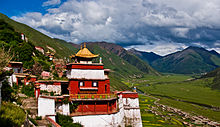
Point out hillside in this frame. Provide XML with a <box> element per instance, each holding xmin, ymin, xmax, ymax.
<box><xmin>0</xmin><ymin>13</ymin><xmax>161</xmax><ymax>90</ymax></box>
<box><xmin>151</xmin><ymin>46</ymin><xmax>220</xmax><ymax>74</ymax></box>
<box><xmin>0</xmin><ymin>19</ymin><xmax>49</xmax><ymax>70</ymax></box>
<box><xmin>0</xmin><ymin>13</ymin><xmax>73</xmax><ymax>58</ymax></box>
<box><xmin>202</xmin><ymin>67</ymin><xmax>220</xmax><ymax>90</ymax></box>
<box><xmin>86</xmin><ymin>42</ymin><xmax>160</xmax><ymax>76</ymax></box>
<box><xmin>128</xmin><ymin>48</ymin><xmax>162</xmax><ymax>64</ymax></box>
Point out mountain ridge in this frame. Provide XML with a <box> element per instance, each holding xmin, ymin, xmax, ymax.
<box><xmin>85</xmin><ymin>42</ymin><xmax>161</xmax><ymax>76</ymax></box>
<box><xmin>127</xmin><ymin>48</ymin><xmax>162</xmax><ymax>64</ymax></box>
<box><xmin>151</xmin><ymin>46</ymin><xmax>220</xmax><ymax>74</ymax></box>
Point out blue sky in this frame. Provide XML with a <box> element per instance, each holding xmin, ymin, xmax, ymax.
<box><xmin>0</xmin><ymin>0</ymin><xmax>45</xmax><ymax>17</ymax></box>
<box><xmin>1</xmin><ymin>0</ymin><xmax>220</xmax><ymax>55</ymax></box>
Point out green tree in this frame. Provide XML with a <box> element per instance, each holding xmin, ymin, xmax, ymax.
<box><xmin>0</xmin><ymin>102</ymin><xmax>26</xmax><ymax>127</ymax></box>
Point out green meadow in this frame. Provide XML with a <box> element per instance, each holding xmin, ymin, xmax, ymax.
<box><xmin>126</xmin><ymin>74</ymin><xmax>220</xmax><ymax>123</ymax></box>
<box><xmin>139</xmin><ymin>95</ymin><xmax>184</xmax><ymax>127</ymax></box>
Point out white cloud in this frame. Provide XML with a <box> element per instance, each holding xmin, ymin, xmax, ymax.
<box><xmin>11</xmin><ymin>0</ymin><xmax>220</xmax><ymax>55</ymax></box>
<box><xmin>192</xmin><ymin>42</ymin><xmax>208</xmax><ymax>48</ymax></box>
<box><xmin>214</xmin><ymin>41</ymin><xmax>220</xmax><ymax>47</ymax></box>
<box><xmin>208</xmin><ymin>48</ymin><xmax>220</xmax><ymax>54</ymax></box>
<box><xmin>125</xmin><ymin>42</ymin><xmax>187</xmax><ymax>56</ymax></box>
<box><xmin>42</xmin><ymin>0</ymin><xmax>61</xmax><ymax>7</ymax></box>
<box><xmin>171</xmin><ymin>28</ymin><xmax>190</xmax><ymax>38</ymax></box>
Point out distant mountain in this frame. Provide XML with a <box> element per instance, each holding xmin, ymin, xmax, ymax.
<box><xmin>128</xmin><ymin>48</ymin><xmax>162</xmax><ymax>64</ymax></box>
<box><xmin>151</xmin><ymin>46</ymin><xmax>220</xmax><ymax>74</ymax></box>
<box><xmin>86</xmin><ymin>42</ymin><xmax>160</xmax><ymax>76</ymax></box>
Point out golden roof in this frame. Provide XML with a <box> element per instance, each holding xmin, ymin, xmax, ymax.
<box><xmin>46</xmin><ymin>50</ymin><xmax>51</xmax><ymax>54</ymax></box>
<box><xmin>74</xmin><ymin>43</ymin><xmax>99</xmax><ymax>58</ymax></box>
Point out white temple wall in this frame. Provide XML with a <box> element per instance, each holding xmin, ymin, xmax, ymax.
<box><xmin>72</xmin><ymin>106</ymin><xmax>125</xmax><ymax>127</ymax></box>
<box><xmin>12</xmin><ymin>74</ymin><xmax>17</xmax><ymax>83</ymax></box>
<box><xmin>124</xmin><ymin>108</ymin><xmax>142</xmax><ymax>127</ymax></box>
<box><xmin>37</xmin><ymin>94</ymin><xmax>142</xmax><ymax>126</ymax></box>
<box><xmin>40</xmin><ymin>84</ymin><xmax>61</xmax><ymax>95</ymax></box>
<box><xmin>123</xmin><ymin>98</ymin><xmax>140</xmax><ymax>108</ymax></box>
<box><xmin>123</xmin><ymin>98</ymin><xmax>142</xmax><ymax>127</ymax></box>
<box><xmin>38</xmin><ymin>97</ymin><xmax>55</xmax><ymax>117</ymax></box>
<box><xmin>71</xmin><ymin>96</ymin><xmax>143</xmax><ymax>127</ymax></box>
<box><xmin>62</xmin><ymin>103</ymin><xmax>70</xmax><ymax>115</ymax></box>
<box><xmin>7</xmin><ymin>76</ymin><xmax>13</xmax><ymax>87</ymax></box>
<box><xmin>67</xmin><ymin>69</ymin><xmax>105</xmax><ymax>79</ymax></box>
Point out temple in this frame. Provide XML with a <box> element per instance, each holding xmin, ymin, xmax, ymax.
<box><xmin>37</xmin><ymin>43</ymin><xmax>142</xmax><ymax>127</ymax></box>
<box><xmin>66</xmin><ymin>43</ymin><xmax>116</xmax><ymax>115</ymax></box>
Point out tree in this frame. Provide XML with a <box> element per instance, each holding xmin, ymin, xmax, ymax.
<box><xmin>0</xmin><ymin>48</ymin><xmax>11</xmax><ymax>77</ymax></box>
<box><xmin>0</xmin><ymin>48</ymin><xmax>12</xmax><ymax>108</ymax></box>
<box><xmin>0</xmin><ymin>102</ymin><xmax>26</xmax><ymax>127</ymax></box>
<box><xmin>31</xmin><ymin>62</ymin><xmax>43</xmax><ymax>76</ymax></box>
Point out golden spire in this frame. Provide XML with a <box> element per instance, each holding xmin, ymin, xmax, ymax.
<box><xmin>74</xmin><ymin>42</ymin><xmax>99</xmax><ymax>58</ymax></box>
<box><xmin>84</xmin><ymin>42</ymin><xmax>86</xmax><ymax>48</ymax></box>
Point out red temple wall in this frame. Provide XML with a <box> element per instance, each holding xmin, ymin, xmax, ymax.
<box><xmin>121</xmin><ymin>93</ymin><xmax>139</xmax><ymax>98</ymax></box>
<box><xmin>69</xmin><ymin>79</ymin><xmax>110</xmax><ymax>94</ymax></box>
<box><xmin>29</xmin><ymin>77</ymin><xmax>37</xmax><ymax>82</ymax></box>
<box><xmin>69</xmin><ymin>80</ymin><xmax>80</xmax><ymax>94</ymax></box>
<box><xmin>8</xmin><ymin>63</ymin><xmax>23</xmax><ymax>68</ymax></box>
<box><xmin>75</xmin><ymin>101</ymin><xmax>116</xmax><ymax>113</ymax></box>
<box><xmin>67</xmin><ymin>64</ymin><xmax>104</xmax><ymax>70</ymax></box>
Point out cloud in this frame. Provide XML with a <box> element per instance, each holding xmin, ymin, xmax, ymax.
<box><xmin>171</xmin><ymin>28</ymin><xmax>189</xmax><ymax>38</ymax></box>
<box><xmin>125</xmin><ymin>41</ymin><xmax>187</xmax><ymax>56</ymax></box>
<box><xmin>12</xmin><ymin>0</ymin><xmax>220</xmax><ymax>55</ymax></box>
<box><xmin>42</xmin><ymin>0</ymin><xmax>61</xmax><ymax>7</ymax></box>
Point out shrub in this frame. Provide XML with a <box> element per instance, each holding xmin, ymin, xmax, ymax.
<box><xmin>1</xmin><ymin>80</ymin><xmax>15</xmax><ymax>102</ymax></box>
<box><xmin>56</xmin><ymin>113</ymin><xmax>82</xmax><ymax>127</ymax></box>
<box><xmin>50</xmin><ymin>91</ymin><xmax>54</xmax><ymax>96</ymax></box>
<box><xmin>21</xmin><ymin>83</ymin><xmax>35</xmax><ymax>97</ymax></box>
<box><xmin>0</xmin><ymin>102</ymin><xmax>26</xmax><ymax>127</ymax></box>
<box><xmin>69</xmin><ymin>102</ymin><xmax>79</xmax><ymax>113</ymax></box>
<box><xmin>29</xmin><ymin>117</ymin><xmax>38</xmax><ymax>126</ymax></box>
<box><xmin>62</xmin><ymin>97</ymin><xmax>69</xmax><ymax>104</ymax></box>
<box><xmin>36</xmin><ymin>116</ymin><xmax>42</xmax><ymax>120</ymax></box>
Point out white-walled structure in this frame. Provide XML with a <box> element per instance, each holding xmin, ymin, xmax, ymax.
<box><xmin>38</xmin><ymin>92</ymin><xmax>142</xmax><ymax>127</ymax></box>
<box><xmin>37</xmin><ymin>45</ymin><xmax>142</xmax><ymax>126</ymax></box>
<box><xmin>38</xmin><ymin>97</ymin><xmax>55</xmax><ymax>117</ymax></box>
<box><xmin>67</xmin><ymin>69</ymin><xmax>105</xmax><ymax>79</ymax></box>
<box><xmin>40</xmin><ymin>84</ymin><xmax>61</xmax><ymax>94</ymax></box>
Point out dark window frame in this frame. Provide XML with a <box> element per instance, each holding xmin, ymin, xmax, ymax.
<box><xmin>105</xmin><ymin>84</ymin><xmax>107</xmax><ymax>93</ymax></box>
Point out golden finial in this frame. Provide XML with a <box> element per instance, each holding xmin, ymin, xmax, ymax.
<box><xmin>84</xmin><ymin>42</ymin><xmax>86</xmax><ymax>48</ymax></box>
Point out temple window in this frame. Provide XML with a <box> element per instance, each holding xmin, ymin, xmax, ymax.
<box><xmin>79</xmin><ymin>81</ymin><xmax>84</xmax><ymax>87</ymax></box>
<box><xmin>92</xmin><ymin>82</ymin><xmax>98</xmax><ymax>87</ymax></box>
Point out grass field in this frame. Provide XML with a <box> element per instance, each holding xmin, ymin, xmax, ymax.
<box><xmin>139</xmin><ymin>78</ymin><xmax>220</xmax><ymax>107</ymax></box>
<box><xmin>123</xmin><ymin>74</ymin><xmax>192</xmax><ymax>87</ymax></box>
<box><xmin>139</xmin><ymin>95</ymin><xmax>184</xmax><ymax>127</ymax></box>
<box><xmin>126</xmin><ymin>74</ymin><xmax>220</xmax><ymax>123</ymax></box>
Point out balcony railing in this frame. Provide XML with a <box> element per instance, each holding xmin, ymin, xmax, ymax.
<box><xmin>70</xmin><ymin>94</ymin><xmax>117</xmax><ymax>100</ymax></box>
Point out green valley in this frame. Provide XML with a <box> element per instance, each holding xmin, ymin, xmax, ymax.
<box><xmin>125</xmin><ymin>74</ymin><xmax>220</xmax><ymax>123</ymax></box>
